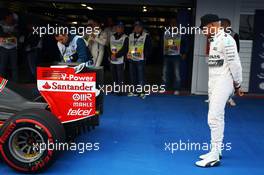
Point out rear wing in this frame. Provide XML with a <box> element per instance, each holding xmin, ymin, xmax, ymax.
<box><xmin>37</xmin><ymin>66</ymin><xmax>98</xmax><ymax>123</ymax></box>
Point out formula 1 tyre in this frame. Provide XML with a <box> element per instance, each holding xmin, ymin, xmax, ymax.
<box><xmin>0</xmin><ymin>109</ymin><xmax>66</xmax><ymax>173</ymax></box>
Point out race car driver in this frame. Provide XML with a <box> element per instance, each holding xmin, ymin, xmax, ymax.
<box><xmin>55</xmin><ymin>33</ymin><xmax>93</xmax><ymax>65</ymax></box>
<box><xmin>195</xmin><ymin>14</ymin><xmax>243</xmax><ymax>167</ymax></box>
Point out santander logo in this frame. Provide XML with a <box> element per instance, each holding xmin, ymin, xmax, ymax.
<box><xmin>42</xmin><ymin>82</ymin><xmax>52</xmax><ymax>89</ymax></box>
<box><xmin>39</xmin><ymin>80</ymin><xmax>95</xmax><ymax>92</ymax></box>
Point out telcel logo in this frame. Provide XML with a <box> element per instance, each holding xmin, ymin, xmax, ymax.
<box><xmin>67</xmin><ymin>108</ymin><xmax>93</xmax><ymax>116</ymax></box>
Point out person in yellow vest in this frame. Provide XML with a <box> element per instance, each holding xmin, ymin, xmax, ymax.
<box><xmin>109</xmin><ymin>21</ymin><xmax>128</xmax><ymax>95</ymax></box>
<box><xmin>162</xmin><ymin>18</ymin><xmax>188</xmax><ymax>95</ymax></box>
<box><xmin>127</xmin><ymin>21</ymin><xmax>151</xmax><ymax>99</ymax></box>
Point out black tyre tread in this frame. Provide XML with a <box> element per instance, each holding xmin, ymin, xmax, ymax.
<box><xmin>13</xmin><ymin>109</ymin><xmax>65</xmax><ymax>142</ymax></box>
<box><xmin>1</xmin><ymin>109</ymin><xmax>65</xmax><ymax>142</ymax></box>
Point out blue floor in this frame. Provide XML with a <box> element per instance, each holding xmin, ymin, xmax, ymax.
<box><xmin>1</xmin><ymin>95</ymin><xmax>264</xmax><ymax>174</ymax></box>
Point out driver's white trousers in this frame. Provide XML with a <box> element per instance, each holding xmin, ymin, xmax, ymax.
<box><xmin>208</xmin><ymin>75</ymin><xmax>234</xmax><ymax>152</ymax></box>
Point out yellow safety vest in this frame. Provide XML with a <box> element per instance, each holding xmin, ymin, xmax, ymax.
<box><xmin>128</xmin><ymin>32</ymin><xmax>147</xmax><ymax>61</ymax></box>
<box><xmin>163</xmin><ymin>33</ymin><xmax>181</xmax><ymax>56</ymax></box>
<box><xmin>110</xmin><ymin>34</ymin><xmax>128</xmax><ymax>64</ymax></box>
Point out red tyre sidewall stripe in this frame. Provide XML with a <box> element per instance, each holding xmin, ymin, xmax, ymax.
<box><xmin>0</xmin><ymin>145</ymin><xmax>27</xmax><ymax>172</ymax></box>
<box><xmin>0</xmin><ymin>118</ymin><xmax>55</xmax><ymax>172</ymax></box>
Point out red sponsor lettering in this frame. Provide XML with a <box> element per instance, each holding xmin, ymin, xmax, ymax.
<box><xmin>0</xmin><ymin>122</ymin><xmax>16</xmax><ymax>144</ymax></box>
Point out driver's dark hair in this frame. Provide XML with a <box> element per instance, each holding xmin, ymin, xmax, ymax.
<box><xmin>220</xmin><ymin>18</ymin><xmax>231</xmax><ymax>25</ymax></box>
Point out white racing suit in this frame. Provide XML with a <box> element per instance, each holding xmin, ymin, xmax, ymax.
<box><xmin>207</xmin><ymin>29</ymin><xmax>242</xmax><ymax>153</ymax></box>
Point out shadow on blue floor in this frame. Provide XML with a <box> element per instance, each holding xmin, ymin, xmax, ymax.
<box><xmin>1</xmin><ymin>95</ymin><xmax>264</xmax><ymax>175</ymax></box>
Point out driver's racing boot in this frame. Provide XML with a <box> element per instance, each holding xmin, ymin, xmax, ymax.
<box><xmin>195</xmin><ymin>151</ymin><xmax>220</xmax><ymax>167</ymax></box>
<box><xmin>199</xmin><ymin>151</ymin><xmax>222</xmax><ymax>160</ymax></box>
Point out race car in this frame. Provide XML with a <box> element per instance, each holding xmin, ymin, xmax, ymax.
<box><xmin>0</xmin><ymin>63</ymin><xmax>104</xmax><ymax>173</ymax></box>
